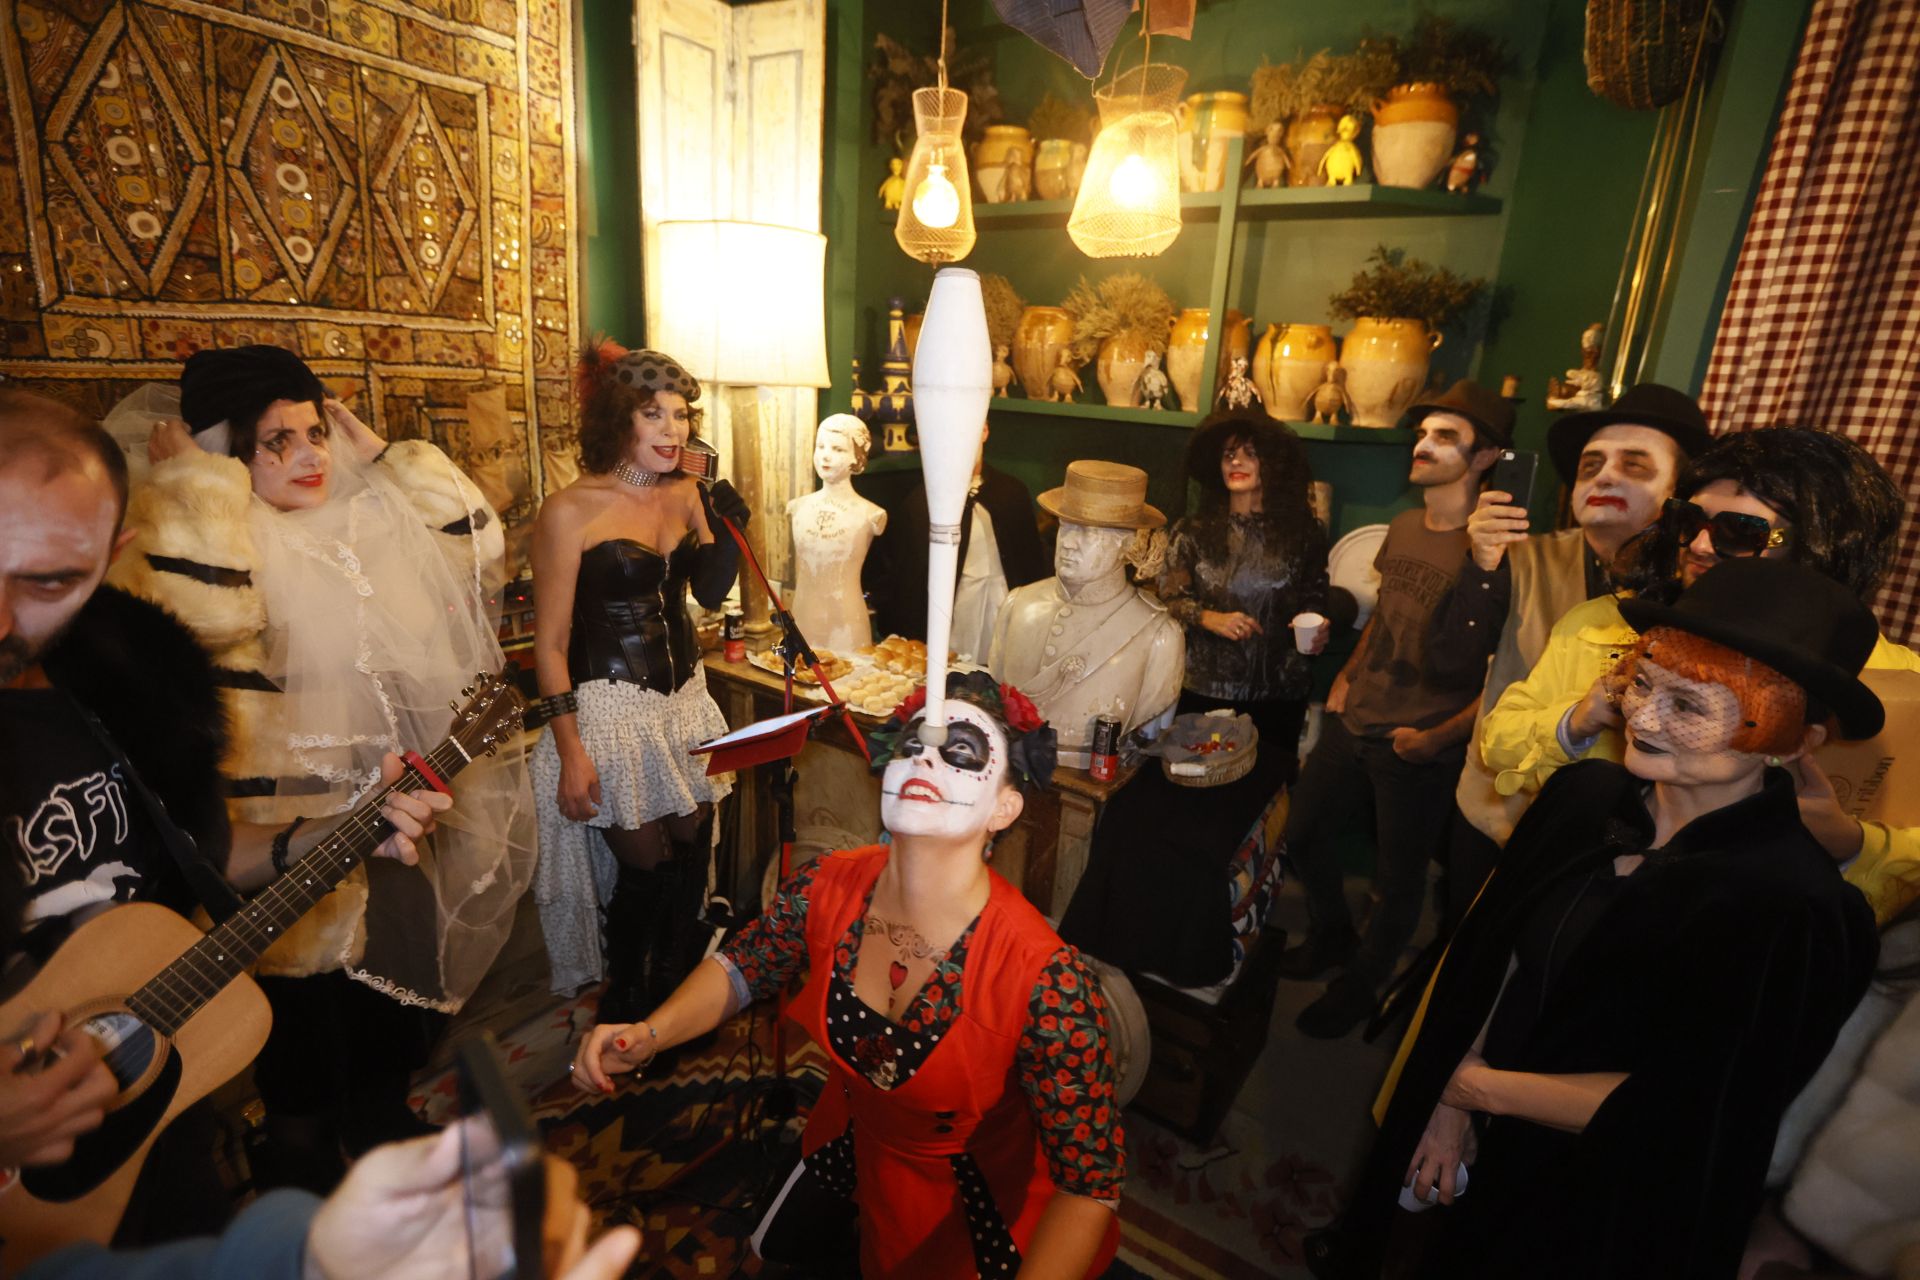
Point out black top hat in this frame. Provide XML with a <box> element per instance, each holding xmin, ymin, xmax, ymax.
<box><xmin>1547</xmin><ymin>383</ymin><xmax>1713</xmax><ymax>482</ymax></box>
<box><xmin>1404</xmin><ymin>380</ymin><xmax>1514</xmax><ymax>448</ymax></box>
<box><xmin>180</xmin><ymin>345</ymin><xmax>326</xmax><ymax>434</ymax></box>
<box><xmin>1185</xmin><ymin>409</ymin><xmax>1304</xmax><ymax>490</ymax></box>
<box><xmin>1618</xmin><ymin>557</ymin><xmax>1884</xmax><ymax>739</ymax></box>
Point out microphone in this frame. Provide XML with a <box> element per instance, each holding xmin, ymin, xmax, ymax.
<box><xmin>678</xmin><ymin>436</ymin><xmax>719</xmax><ymax>483</ymax></box>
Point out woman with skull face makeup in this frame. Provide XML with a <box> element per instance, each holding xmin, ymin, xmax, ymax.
<box><xmin>1315</xmin><ymin>558</ymin><xmax>1880</xmax><ymax>1280</ymax></box>
<box><xmin>572</xmin><ymin>672</ymin><xmax>1126</xmax><ymax>1278</ymax></box>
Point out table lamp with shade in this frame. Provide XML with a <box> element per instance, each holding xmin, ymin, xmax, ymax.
<box><xmin>651</xmin><ymin>219</ymin><xmax>831</xmax><ymax>633</ymax></box>
<box><xmin>911</xmin><ymin>266</ymin><xmax>993</xmax><ymax>745</ymax></box>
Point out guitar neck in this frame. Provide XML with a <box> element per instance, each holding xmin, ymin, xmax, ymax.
<box><xmin>128</xmin><ymin>737</ymin><xmax>473</xmax><ymax>1036</ymax></box>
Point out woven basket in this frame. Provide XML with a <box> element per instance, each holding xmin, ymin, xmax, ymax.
<box><xmin>1584</xmin><ymin>0</ymin><xmax>1715</xmax><ymax>111</ymax></box>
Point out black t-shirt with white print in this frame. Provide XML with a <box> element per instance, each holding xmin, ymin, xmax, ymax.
<box><xmin>0</xmin><ymin>687</ymin><xmax>194</xmax><ymax>970</ymax></box>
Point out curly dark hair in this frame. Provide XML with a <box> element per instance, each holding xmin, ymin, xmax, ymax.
<box><xmin>1613</xmin><ymin>425</ymin><xmax>1906</xmax><ymax>603</ymax></box>
<box><xmin>1185</xmin><ymin>409</ymin><xmax>1319</xmax><ymax>542</ymax></box>
<box><xmin>575</xmin><ymin>340</ymin><xmax>704</xmax><ymax>475</ymax></box>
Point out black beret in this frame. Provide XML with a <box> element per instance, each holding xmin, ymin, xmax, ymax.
<box><xmin>179</xmin><ymin>345</ymin><xmax>327</xmax><ymax>434</ymax></box>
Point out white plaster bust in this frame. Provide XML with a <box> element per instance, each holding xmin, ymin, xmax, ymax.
<box><xmin>988</xmin><ymin>461</ymin><xmax>1184</xmax><ymax>769</ymax></box>
<box><xmin>788</xmin><ymin>414</ymin><xmax>886</xmax><ymax>653</ymax></box>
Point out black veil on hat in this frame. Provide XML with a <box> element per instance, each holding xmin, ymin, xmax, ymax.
<box><xmin>179</xmin><ymin>345</ymin><xmax>327</xmax><ymax>435</ymax></box>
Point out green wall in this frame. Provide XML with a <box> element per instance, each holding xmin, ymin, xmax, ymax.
<box><xmin>577</xmin><ymin>0</ymin><xmax>644</xmax><ymax>343</ymax></box>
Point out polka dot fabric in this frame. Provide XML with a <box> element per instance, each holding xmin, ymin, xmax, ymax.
<box><xmin>611</xmin><ymin>348</ymin><xmax>702</xmax><ymax>402</ymax></box>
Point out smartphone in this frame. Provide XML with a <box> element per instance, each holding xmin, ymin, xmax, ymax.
<box><xmin>457</xmin><ymin>1033</ymin><xmax>544</xmax><ymax>1280</ymax></box>
<box><xmin>1487</xmin><ymin>448</ymin><xmax>1538</xmax><ymax>514</ymax></box>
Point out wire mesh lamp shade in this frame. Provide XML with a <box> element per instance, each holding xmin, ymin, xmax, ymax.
<box><xmin>896</xmin><ymin>87</ymin><xmax>977</xmax><ymax>264</ymax></box>
<box><xmin>1068</xmin><ymin>63</ymin><xmax>1187</xmax><ymax>259</ymax></box>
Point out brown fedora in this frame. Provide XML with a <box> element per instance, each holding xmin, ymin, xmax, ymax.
<box><xmin>1037</xmin><ymin>460</ymin><xmax>1167</xmax><ymax>531</ymax></box>
<box><xmin>1404</xmin><ymin>379</ymin><xmax>1514</xmax><ymax>447</ymax></box>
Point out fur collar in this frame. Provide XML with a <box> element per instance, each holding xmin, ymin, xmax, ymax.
<box><xmin>39</xmin><ymin>586</ymin><xmax>232</xmax><ymax>871</ymax></box>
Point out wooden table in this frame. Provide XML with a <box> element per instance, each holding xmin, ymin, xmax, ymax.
<box><xmin>703</xmin><ymin>651</ymin><xmax>1137</xmax><ymax>915</ymax></box>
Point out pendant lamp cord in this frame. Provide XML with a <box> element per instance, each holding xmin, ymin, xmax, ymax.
<box><xmin>937</xmin><ymin>0</ymin><xmax>949</xmax><ymax>92</ymax></box>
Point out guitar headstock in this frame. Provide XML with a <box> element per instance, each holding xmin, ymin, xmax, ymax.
<box><xmin>447</xmin><ymin>670</ymin><xmax>526</xmax><ymax>761</ymax></box>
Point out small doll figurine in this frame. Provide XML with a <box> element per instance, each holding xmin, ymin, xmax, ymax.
<box><xmin>1246</xmin><ymin>123</ymin><xmax>1291</xmax><ymax>189</ymax></box>
<box><xmin>1045</xmin><ymin>349</ymin><xmax>1083</xmax><ymax>403</ymax></box>
<box><xmin>1546</xmin><ymin>322</ymin><xmax>1607</xmax><ymax>411</ymax></box>
<box><xmin>1309</xmin><ymin>362</ymin><xmax>1352</xmax><ymax>424</ymax></box>
<box><xmin>1136</xmin><ymin>350</ymin><xmax>1171</xmax><ymax>410</ymax></box>
<box><xmin>991</xmin><ymin>344</ymin><xmax>1015</xmax><ymax>398</ymax></box>
<box><xmin>1217</xmin><ymin>356</ymin><xmax>1261</xmax><ymax>411</ymax></box>
<box><xmin>878</xmin><ymin>157</ymin><xmax>907</xmax><ymax>211</ymax></box>
<box><xmin>1003</xmin><ymin>146</ymin><xmax>1032</xmax><ymax>202</ymax></box>
<box><xmin>1319</xmin><ymin>114</ymin><xmax>1365</xmax><ymax>186</ymax></box>
<box><xmin>1446</xmin><ymin>133</ymin><xmax>1482</xmax><ymax>194</ymax></box>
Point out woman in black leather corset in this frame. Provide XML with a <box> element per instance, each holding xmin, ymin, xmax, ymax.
<box><xmin>530</xmin><ymin>341</ymin><xmax>751</xmax><ymax>1021</ymax></box>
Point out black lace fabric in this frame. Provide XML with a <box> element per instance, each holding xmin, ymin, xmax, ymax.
<box><xmin>1157</xmin><ymin>510</ymin><xmax>1330</xmax><ymax>704</ymax></box>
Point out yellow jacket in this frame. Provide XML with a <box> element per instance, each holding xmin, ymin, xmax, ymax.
<box><xmin>1482</xmin><ymin>593</ymin><xmax>1920</xmax><ymax>923</ymax></box>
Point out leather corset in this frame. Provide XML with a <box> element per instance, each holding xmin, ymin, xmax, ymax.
<box><xmin>568</xmin><ymin>535</ymin><xmax>701</xmax><ymax>694</ymax></box>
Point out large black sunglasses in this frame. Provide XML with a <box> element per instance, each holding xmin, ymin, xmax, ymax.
<box><xmin>1662</xmin><ymin>498</ymin><xmax>1789</xmax><ymax>558</ymax></box>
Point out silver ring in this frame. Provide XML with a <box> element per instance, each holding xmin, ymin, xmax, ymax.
<box><xmin>567</xmin><ymin>1062</ymin><xmax>575</xmax><ymax>1071</ymax></box>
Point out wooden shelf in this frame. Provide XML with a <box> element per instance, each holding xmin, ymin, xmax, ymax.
<box><xmin>963</xmin><ymin>182</ymin><xmax>1497</xmax><ymax>227</ymax></box>
<box><xmin>986</xmin><ymin>397</ymin><xmax>1202</xmax><ymax>427</ymax></box>
<box><xmin>1287</xmin><ymin>422</ymin><xmax>1417</xmax><ymax>444</ymax></box>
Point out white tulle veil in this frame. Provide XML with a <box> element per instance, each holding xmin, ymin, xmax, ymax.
<box><xmin>249</xmin><ymin>443</ymin><xmax>534</xmax><ymax>1012</ymax></box>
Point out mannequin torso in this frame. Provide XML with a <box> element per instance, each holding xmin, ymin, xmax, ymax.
<box><xmin>788</xmin><ymin>480</ymin><xmax>886</xmax><ymax>653</ymax></box>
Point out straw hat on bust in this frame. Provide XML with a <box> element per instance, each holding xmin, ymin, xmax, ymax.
<box><xmin>1036</xmin><ymin>460</ymin><xmax>1166</xmax><ymax>531</ymax></box>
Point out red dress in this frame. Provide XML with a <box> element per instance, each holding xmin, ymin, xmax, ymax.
<box><xmin>724</xmin><ymin>846</ymin><xmax>1123</xmax><ymax>1277</ymax></box>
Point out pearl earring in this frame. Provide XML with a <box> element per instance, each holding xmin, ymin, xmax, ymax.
<box><xmin>1766</xmin><ymin>755</ymin><xmax>1782</xmax><ymax>767</ymax></box>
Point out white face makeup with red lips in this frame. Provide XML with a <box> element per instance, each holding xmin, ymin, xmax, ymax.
<box><xmin>880</xmin><ymin>701</ymin><xmax>1009</xmax><ymax>841</ymax></box>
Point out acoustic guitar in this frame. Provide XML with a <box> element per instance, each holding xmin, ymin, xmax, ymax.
<box><xmin>0</xmin><ymin>671</ymin><xmax>524</xmax><ymax>1269</ymax></box>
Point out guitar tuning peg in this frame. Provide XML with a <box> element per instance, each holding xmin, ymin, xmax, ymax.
<box><xmin>460</xmin><ymin>685</ymin><xmax>474</xmax><ymax>698</ymax></box>
<box><xmin>448</xmin><ymin>700</ymin><xmax>460</xmax><ymax>711</ymax></box>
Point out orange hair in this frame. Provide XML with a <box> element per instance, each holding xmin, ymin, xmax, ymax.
<box><xmin>1625</xmin><ymin>627</ymin><xmax>1808</xmax><ymax>754</ymax></box>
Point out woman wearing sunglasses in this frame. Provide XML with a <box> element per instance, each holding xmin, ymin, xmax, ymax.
<box><xmin>1481</xmin><ymin>424</ymin><xmax>1920</xmax><ymax>924</ymax></box>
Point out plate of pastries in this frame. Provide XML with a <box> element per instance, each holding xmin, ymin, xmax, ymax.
<box><xmin>747</xmin><ymin>645</ymin><xmax>855</xmax><ymax>687</ymax></box>
<box><xmin>834</xmin><ymin>668</ymin><xmax>922</xmax><ymax>718</ymax></box>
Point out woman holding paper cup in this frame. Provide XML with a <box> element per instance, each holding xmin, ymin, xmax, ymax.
<box><xmin>1157</xmin><ymin>410</ymin><xmax>1334</xmax><ymax>763</ymax></box>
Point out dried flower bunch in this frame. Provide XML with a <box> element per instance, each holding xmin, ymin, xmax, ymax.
<box><xmin>1028</xmin><ymin>92</ymin><xmax>1094</xmax><ymax>145</ymax></box>
<box><xmin>1249</xmin><ymin>46</ymin><xmax>1403</xmax><ymax>129</ymax></box>
<box><xmin>1380</xmin><ymin>15</ymin><xmax>1510</xmax><ymax>102</ymax></box>
<box><xmin>1062</xmin><ymin>273</ymin><xmax>1176</xmax><ymax>364</ymax></box>
<box><xmin>980</xmin><ymin>274</ymin><xmax>1026</xmax><ymax>352</ymax></box>
<box><xmin>1328</xmin><ymin>245</ymin><xmax>1486</xmax><ymax>331</ymax></box>
<box><xmin>869</xmin><ymin>28</ymin><xmax>1002</xmax><ymax>150</ymax></box>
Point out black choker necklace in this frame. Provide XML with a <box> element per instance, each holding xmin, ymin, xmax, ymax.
<box><xmin>612</xmin><ymin>460</ymin><xmax>662</xmax><ymax>487</ymax></box>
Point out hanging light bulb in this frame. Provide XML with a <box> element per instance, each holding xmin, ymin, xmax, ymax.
<box><xmin>896</xmin><ymin>88</ymin><xmax>976</xmax><ymax>263</ymax></box>
<box><xmin>911</xmin><ymin>158</ymin><xmax>962</xmax><ymax>229</ymax></box>
<box><xmin>1069</xmin><ymin>63</ymin><xmax>1187</xmax><ymax>258</ymax></box>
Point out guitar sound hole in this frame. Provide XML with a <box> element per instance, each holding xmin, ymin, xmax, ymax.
<box><xmin>19</xmin><ymin>1019</ymin><xmax>179</xmax><ymax>1204</ymax></box>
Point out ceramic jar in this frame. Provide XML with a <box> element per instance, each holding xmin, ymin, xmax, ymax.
<box><xmin>1033</xmin><ymin>138</ymin><xmax>1088</xmax><ymax>200</ymax></box>
<box><xmin>1097</xmin><ymin>331</ymin><xmax>1155</xmax><ymax>407</ymax></box>
<box><xmin>1164</xmin><ymin>308</ymin><xmax>1251</xmax><ymax>410</ymax></box>
<box><xmin>974</xmin><ymin>125</ymin><xmax>1034</xmax><ymax>203</ymax></box>
<box><xmin>1012</xmin><ymin>306</ymin><xmax>1075</xmax><ymax>398</ymax></box>
<box><xmin>1285</xmin><ymin>105</ymin><xmax>1343</xmax><ymax>187</ymax></box>
<box><xmin>1341</xmin><ymin>317</ymin><xmax>1443</xmax><ymax>427</ymax></box>
<box><xmin>904</xmin><ymin>312</ymin><xmax>924</xmax><ymax>363</ymax></box>
<box><xmin>1370</xmin><ymin>83</ymin><xmax>1459</xmax><ymax>189</ymax></box>
<box><xmin>1253</xmin><ymin>323</ymin><xmax>1339</xmax><ymax>420</ymax></box>
<box><xmin>1176</xmin><ymin>91</ymin><xmax>1250</xmax><ymax>193</ymax></box>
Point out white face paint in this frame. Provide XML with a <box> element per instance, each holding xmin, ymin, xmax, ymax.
<box><xmin>880</xmin><ymin>700</ymin><xmax>1009</xmax><ymax>841</ymax></box>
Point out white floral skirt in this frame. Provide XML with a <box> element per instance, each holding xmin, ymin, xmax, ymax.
<box><xmin>531</xmin><ymin>672</ymin><xmax>734</xmax><ymax>994</ymax></box>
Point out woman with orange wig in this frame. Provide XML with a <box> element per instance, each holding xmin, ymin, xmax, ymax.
<box><xmin>1317</xmin><ymin>557</ymin><xmax>1880</xmax><ymax>1279</ymax></box>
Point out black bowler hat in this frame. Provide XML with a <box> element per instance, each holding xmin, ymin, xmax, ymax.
<box><xmin>1618</xmin><ymin>557</ymin><xmax>1884</xmax><ymax>739</ymax></box>
<box><xmin>1547</xmin><ymin>382</ymin><xmax>1713</xmax><ymax>482</ymax></box>
<box><xmin>1404</xmin><ymin>380</ymin><xmax>1514</xmax><ymax>448</ymax></box>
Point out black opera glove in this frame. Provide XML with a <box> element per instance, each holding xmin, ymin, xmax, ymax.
<box><xmin>702</xmin><ymin>478</ymin><xmax>751</xmax><ymax>532</ymax></box>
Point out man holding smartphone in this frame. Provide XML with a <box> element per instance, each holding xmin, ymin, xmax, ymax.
<box><xmin>1425</xmin><ymin>384</ymin><xmax>1709</xmax><ymax>906</ymax></box>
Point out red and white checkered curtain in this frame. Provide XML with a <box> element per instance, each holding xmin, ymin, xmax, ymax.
<box><xmin>1698</xmin><ymin>0</ymin><xmax>1920</xmax><ymax>643</ymax></box>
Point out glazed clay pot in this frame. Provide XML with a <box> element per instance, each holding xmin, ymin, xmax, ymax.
<box><xmin>1176</xmin><ymin>90</ymin><xmax>1250</xmax><ymax>193</ymax></box>
<box><xmin>1097</xmin><ymin>331</ymin><xmax>1155</xmax><ymax>407</ymax></box>
<box><xmin>1370</xmin><ymin>83</ymin><xmax>1459</xmax><ymax>189</ymax></box>
<box><xmin>1034</xmin><ymin>138</ymin><xmax>1077</xmax><ymax>200</ymax></box>
<box><xmin>1285</xmin><ymin>105</ymin><xmax>1343</xmax><ymax>187</ymax></box>
<box><xmin>904</xmin><ymin>312</ymin><xmax>924</xmax><ymax>363</ymax></box>
<box><xmin>1254</xmin><ymin>323</ymin><xmax>1339</xmax><ymax>420</ymax></box>
<box><xmin>1013</xmin><ymin>306</ymin><xmax>1075</xmax><ymax>398</ymax></box>
<box><xmin>1166</xmin><ymin>308</ymin><xmax>1251</xmax><ymax>409</ymax></box>
<box><xmin>974</xmin><ymin>124</ymin><xmax>1034</xmax><ymax>203</ymax></box>
<box><xmin>1341</xmin><ymin>317</ymin><xmax>1443</xmax><ymax>427</ymax></box>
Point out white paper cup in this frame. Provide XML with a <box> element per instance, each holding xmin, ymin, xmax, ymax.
<box><xmin>1291</xmin><ymin>611</ymin><xmax>1328</xmax><ymax>654</ymax></box>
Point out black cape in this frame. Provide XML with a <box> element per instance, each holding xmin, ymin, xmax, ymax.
<box><xmin>868</xmin><ymin>463</ymin><xmax>1050</xmax><ymax>642</ymax></box>
<box><xmin>1347</xmin><ymin>761</ymin><xmax>1877</xmax><ymax>1280</ymax></box>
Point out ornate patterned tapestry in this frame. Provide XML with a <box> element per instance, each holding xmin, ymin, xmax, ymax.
<box><xmin>0</xmin><ymin>0</ymin><xmax>579</xmax><ymax>548</ymax></box>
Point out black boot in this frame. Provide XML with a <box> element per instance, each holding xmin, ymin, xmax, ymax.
<box><xmin>1277</xmin><ymin>923</ymin><xmax>1361</xmax><ymax>981</ymax></box>
<box><xmin>649</xmin><ymin>816</ymin><xmax>716</xmax><ymax>1009</ymax></box>
<box><xmin>598</xmin><ymin>861</ymin><xmax>658</xmax><ymax>1025</ymax></box>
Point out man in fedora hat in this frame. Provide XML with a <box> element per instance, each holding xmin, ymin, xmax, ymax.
<box><xmin>988</xmin><ymin>460</ymin><xmax>1183</xmax><ymax>769</ymax></box>
<box><xmin>1426</xmin><ymin>383</ymin><xmax>1711</xmax><ymax>909</ymax></box>
<box><xmin>1284</xmin><ymin>381</ymin><xmax>1509</xmax><ymax>1038</ymax></box>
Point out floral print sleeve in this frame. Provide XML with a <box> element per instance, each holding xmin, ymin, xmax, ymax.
<box><xmin>717</xmin><ymin>860</ymin><xmax>817</xmax><ymax>1004</ymax></box>
<box><xmin>1016</xmin><ymin>946</ymin><xmax>1126</xmax><ymax>1201</ymax></box>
